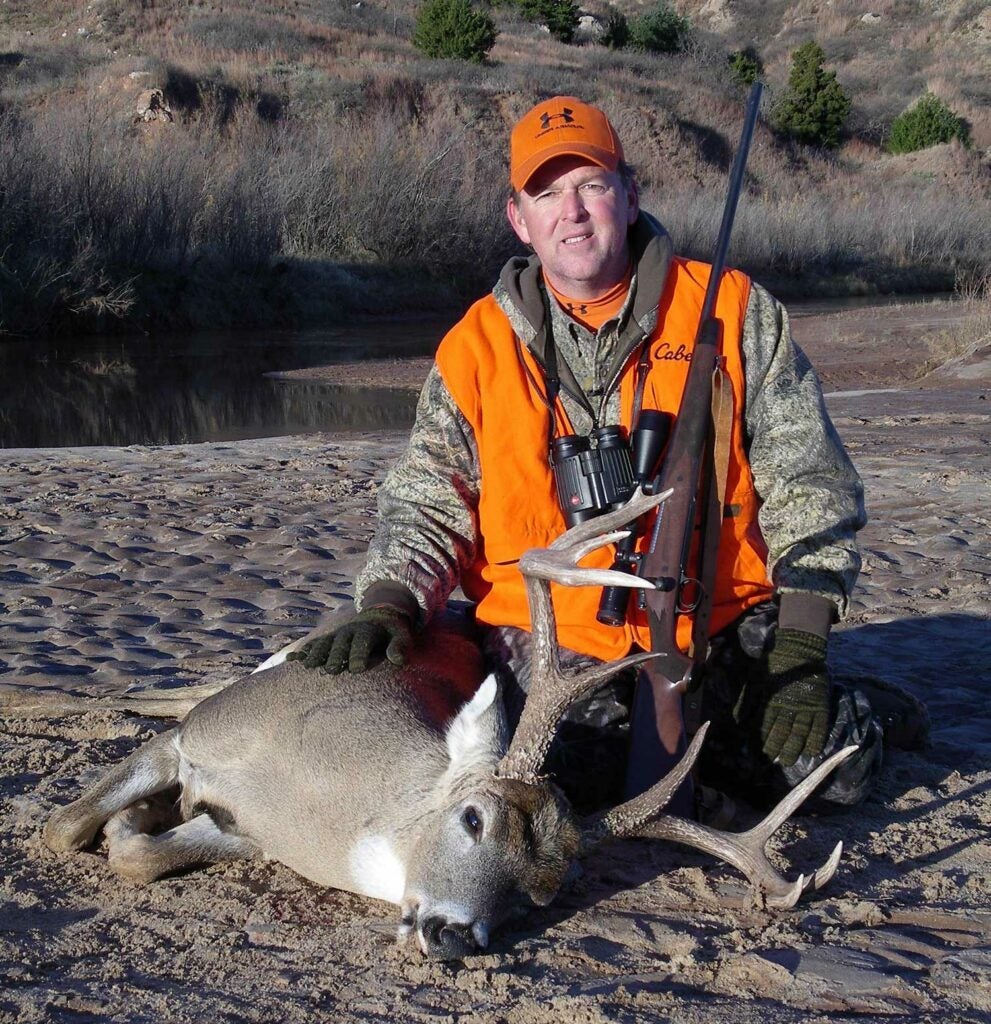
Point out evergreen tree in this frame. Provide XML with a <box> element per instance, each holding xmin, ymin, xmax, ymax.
<box><xmin>888</xmin><ymin>93</ymin><xmax>970</xmax><ymax>153</ymax></box>
<box><xmin>771</xmin><ymin>40</ymin><xmax>850</xmax><ymax>148</ymax></box>
<box><xmin>600</xmin><ymin>6</ymin><xmax>630</xmax><ymax>49</ymax></box>
<box><xmin>728</xmin><ymin>46</ymin><xmax>763</xmax><ymax>87</ymax></box>
<box><xmin>516</xmin><ymin>0</ymin><xmax>580</xmax><ymax>44</ymax></box>
<box><xmin>413</xmin><ymin>0</ymin><xmax>497</xmax><ymax>62</ymax></box>
<box><xmin>627</xmin><ymin>1</ymin><xmax>690</xmax><ymax>54</ymax></box>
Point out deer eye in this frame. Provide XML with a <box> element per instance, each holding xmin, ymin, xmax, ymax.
<box><xmin>461</xmin><ymin>806</ymin><xmax>482</xmax><ymax>840</ymax></box>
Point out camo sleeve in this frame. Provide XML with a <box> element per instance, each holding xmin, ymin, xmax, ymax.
<box><xmin>353</xmin><ymin>365</ymin><xmax>480</xmax><ymax>624</ymax></box>
<box><xmin>742</xmin><ymin>283</ymin><xmax>867</xmax><ymax>617</ymax></box>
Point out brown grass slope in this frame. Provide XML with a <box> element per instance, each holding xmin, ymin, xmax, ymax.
<box><xmin>0</xmin><ymin>0</ymin><xmax>988</xmax><ymax>336</ymax></box>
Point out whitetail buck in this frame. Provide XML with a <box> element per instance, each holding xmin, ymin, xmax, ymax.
<box><xmin>43</xmin><ymin>490</ymin><xmax>853</xmax><ymax>959</ymax></box>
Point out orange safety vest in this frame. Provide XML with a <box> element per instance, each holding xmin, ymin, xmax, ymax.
<box><xmin>436</xmin><ymin>257</ymin><xmax>775</xmax><ymax>661</ymax></box>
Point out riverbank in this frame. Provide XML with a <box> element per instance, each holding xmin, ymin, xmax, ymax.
<box><xmin>274</xmin><ymin>294</ymin><xmax>989</xmax><ymax>394</ymax></box>
<box><xmin>0</xmin><ymin>303</ymin><xmax>989</xmax><ymax>1021</ymax></box>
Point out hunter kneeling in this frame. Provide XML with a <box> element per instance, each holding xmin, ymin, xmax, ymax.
<box><xmin>293</xmin><ymin>96</ymin><xmax>916</xmax><ymax>819</ymax></box>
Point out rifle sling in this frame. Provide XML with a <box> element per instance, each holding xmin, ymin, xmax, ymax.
<box><xmin>689</xmin><ymin>360</ymin><xmax>733</xmax><ymax>661</ymax></box>
<box><xmin>682</xmin><ymin>360</ymin><xmax>733</xmax><ymax>738</ymax></box>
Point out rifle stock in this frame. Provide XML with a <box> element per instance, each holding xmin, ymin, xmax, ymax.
<box><xmin>624</xmin><ymin>83</ymin><xmax>764</xmax><ymax>808</ymax></box>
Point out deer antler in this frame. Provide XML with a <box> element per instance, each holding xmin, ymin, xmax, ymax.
<box><xmin>582</xmin><ymin>744</ymin><xmax>857</xmax><ymax>908</ymax></box>
<box><xmin>497</xmin><ymin>485</ymin><xmax>858</xmax><ymax>907</ymax></box>
<box><xmin>496</xmin><ymin>488</ymin><xmax>671</xmax><ymax>784</ymax></box>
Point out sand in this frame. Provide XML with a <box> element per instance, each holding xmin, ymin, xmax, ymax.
<box><xmin>1</xmin><ymin>300</ymin><xmax>989</xmax><ymax>1023</ymax></box>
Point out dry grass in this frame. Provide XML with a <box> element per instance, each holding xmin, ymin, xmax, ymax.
<box><xmin>906</xmin><ymin>272</ymin><xmax>991</xmax><ymax>378</ymax></box>
<box><xmin>0</xmin><ymin>0</ymin><xmax>989</xmax><ymax>336</ymax></box>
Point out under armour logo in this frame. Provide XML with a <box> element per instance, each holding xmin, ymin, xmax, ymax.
<box><xmin>567</xmin><ymin>302</ymin><xmax>588</xmax><ymax>315</ymax></box>
<box><xmin>539</xmin><ymin>108</ymin><xmax>575</xmax><ymax>131</ymax></box>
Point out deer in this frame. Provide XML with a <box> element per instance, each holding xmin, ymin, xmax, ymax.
<box><xmin>42</xmin><ymin>489</ymin><xmax>854</xmax><ymax>960</ymax></box>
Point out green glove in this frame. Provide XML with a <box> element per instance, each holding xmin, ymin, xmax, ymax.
<box><xmin>760</xmin><ymin>628</ymin><xmax>833</xmax><ymax>766</ymax></box>
<box><xmin>288</xmin><ymin>606</ymin><xmax>413</xmax><ymax>674</ymax></box>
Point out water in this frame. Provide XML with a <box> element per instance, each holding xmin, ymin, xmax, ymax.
<box><xmin>0</xmin><ymin>321</ymin><xmax>451</xmax><ymax>448</ymax></box>
<box><xmin>0</xmin><ymin>293</ymin><xmax>952</xmax><ymax>449</ymax></box>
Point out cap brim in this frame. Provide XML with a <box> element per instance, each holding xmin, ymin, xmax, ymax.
<box><xmin>512</xmin><ymin>143</ymin><xmax>618</xmax><ymax>192</ymax></box>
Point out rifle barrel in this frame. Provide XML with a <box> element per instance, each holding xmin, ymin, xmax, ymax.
<box><xmin>699</xmin><ymin>82</ymin><xmax>763</xmax><ymax>327</ymax></box>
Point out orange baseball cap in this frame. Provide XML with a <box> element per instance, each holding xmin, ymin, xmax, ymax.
<box><xmin>510</xmin><ymin>96</ymin><xmax>624</xmax><ymax>192</ymax></box>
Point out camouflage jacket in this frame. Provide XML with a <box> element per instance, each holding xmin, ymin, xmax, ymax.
<box><xmin>355</xmin><ymin>214</ymin><xmax>866</xmax><ymax>634</ymax></box>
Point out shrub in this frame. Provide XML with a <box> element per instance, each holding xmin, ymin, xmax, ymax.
<box><xmin>770</xmin><ymin>40</ymin><xmax>850</xmax><ymax>149</ymax></box>
<box><xmin>516</xmin><ymin>0</ymin><xmax>580</xmax><ymax>43</ymax></box>
<box><xmin>627</xmin><ymin>2</ymin><xmax>690</xmax><ymax>54</ymax></box>
<box><xmin>413</xmin><ymin>0</ymin><xmax>497</xmax><ymax>62</ymax></box>
<box><xmin>888</xmin><ymin>92</ymin><xmax>971</xmax><ymax>154</ymax></box>
<box><xmin>599</xmin><ymin>7</ymin><xmax>630</xmax><ymax>49</ymax></box>
<box><xmin>728</xmin><ymin>45</ymin><xmax>762</xmax><ymax>87</ymax></box>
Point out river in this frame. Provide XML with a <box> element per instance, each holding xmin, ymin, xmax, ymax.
<box><xmin>0</xmin><ymin>293</ymin><xmax>951</xmax><ymax>448</ymax></box>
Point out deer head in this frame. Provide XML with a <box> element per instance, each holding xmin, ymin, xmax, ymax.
<box><xmin>398</xmin><ymin>490</ymin><xmax>680</xmax><ymax>958</ymax></box>
<box><xmin>397</xmin><ymin>489</ymin><xmax>853</xmax><ymax>959</ymax></box>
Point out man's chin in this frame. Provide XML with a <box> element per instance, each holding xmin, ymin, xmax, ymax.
<box><xmin>544</xmin><ymin>268</ymin><xmax>611</xmax><ymax>298</ymax></box>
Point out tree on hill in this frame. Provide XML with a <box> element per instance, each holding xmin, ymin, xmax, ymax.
<box><xmin>627</xmin><ymin>1</ymin><xmax>690</xmax><ymax>54</ymax></box>
<box><xmin>888</xmin><ymin>92</ymin><xmax>970</xmax><ymax>154</ymax></box>
<box><xmin>413</xmin><ymin>0</ymin><xmax>497</xmax><ymax>61</ymax></box>
<box><xmin>516</xmin><ymin>0</ymin><xmax>580</xmax><ymax>44</ymax></box>
<box><xmin>600</xmin><ymin>6</ymin><xmax>630</xmax><ymax>49</ymax></box>
<box><xmin>771</xmin><ymin>40</ymin><xmax>850</xmax><ymax>148</ymax></box>
<box><xmin>728</xmin><ymin>46</ymin><xmax>763</xmax><ymax>87</ymax></box>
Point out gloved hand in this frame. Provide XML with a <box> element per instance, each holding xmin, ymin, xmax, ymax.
<box><xmin>288</xmin><ymin>606</ymin><xmax>413</xmax><ymax>674</ymax></box>
<box><xmin>759</xmin><ymin>628</ymin><xmax>833</xmax><ymax>766</ymax></box>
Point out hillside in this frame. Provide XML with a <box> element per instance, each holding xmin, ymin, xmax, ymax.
<box><xmin>678</xmin><ymin>0</ymin><xmax>990</xmax><ymax>145</ymax></box>
<box><xmin>1</xmin><ymin>0</ymin><xmax>989</xmax><ymax>335</ymax></box>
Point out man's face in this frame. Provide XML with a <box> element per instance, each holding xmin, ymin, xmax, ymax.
<box><xmin>506</xmin><ymin>156</ymin><xmax>639</xmax><ymax>301</ymax></box>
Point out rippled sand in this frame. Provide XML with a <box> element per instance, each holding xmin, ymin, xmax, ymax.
<box><xmin>1</xmin><ymin>302</ymin><xmax>989</xmax><ymax>1022</ymax></box>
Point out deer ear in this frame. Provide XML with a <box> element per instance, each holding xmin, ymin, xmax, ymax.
<box><xmin>445</xmin><ymin>674</ymin><xmax>507</xmax><ymax>769</ymax></box>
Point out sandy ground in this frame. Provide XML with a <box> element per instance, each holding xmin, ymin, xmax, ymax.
<box><xmin>1</xmin><ymin>300</ymin><xmax>989</xmax><ymax>1023</ymax></box>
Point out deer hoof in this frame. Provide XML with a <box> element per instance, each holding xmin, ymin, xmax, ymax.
<box><xmin>108</xmin><ymin>834</ymin><xmax>162</xmax><ymax>885</ymax></box>
<box><xmin>44</xmin><ymin>804</ymin><xmax>101</xmax><ymax>853</ymax></box>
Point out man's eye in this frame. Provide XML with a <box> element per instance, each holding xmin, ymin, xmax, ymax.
<box><xmin>580</xmin><ymin>183</ymin><xmax>607</xmax><ymax>195</ymax></box>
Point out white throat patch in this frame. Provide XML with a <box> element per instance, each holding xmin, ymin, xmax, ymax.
<box><xmin>348</xmin><ymin>834</ymin><xmax>407</xmax><ymax>904</ymax></box>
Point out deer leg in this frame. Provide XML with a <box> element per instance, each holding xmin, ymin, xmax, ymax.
<box><xmin>44</xmin><ymin>730</ymin><xmax>181</xmax><ymax>853</ymax></box>
<box><xmin>1</xmin><ymin>681</ymin><xmax>225</xmax><ymax>720</ymax></box>
<box><xmin>105</xmin><ymin>811</ymin><xmax>259</xmax><ymax>885</ymax></box>
<box><xmin>633</xmin><ymin>745</ymin><xmax>857</xmax><ymax>908</ymax></box>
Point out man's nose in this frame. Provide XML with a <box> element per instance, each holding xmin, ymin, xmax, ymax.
<box><xmin>559</xmin><ymin>188</ymin><xmax>588</xmax><ymax>219</ymax></box>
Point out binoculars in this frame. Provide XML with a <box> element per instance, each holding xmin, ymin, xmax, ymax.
<box><xmin>549</xmin><ymin>410</ymin><xmax>673</xmax><ymax>626</ymax></box>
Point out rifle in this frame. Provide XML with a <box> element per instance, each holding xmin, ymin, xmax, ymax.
<box><xmin>624</xmin><ymin>82</ymin><xmax>764</xmax><ymax>811</ymax></box>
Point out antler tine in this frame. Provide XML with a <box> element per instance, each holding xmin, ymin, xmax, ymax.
<box><xmin>629</xmin><ymin>745</ymin><xmax>859</xmax><ymax>909</ymax></box>
<box><xmin>496</xmin><ymin>488</ymin><xmax>672</xmax><ymax>785</ymax></box>
<box><xmin>521</xmin><ymin>529</ymin><xmax>642</xmax><ymax>586</ymax></box>
<box><xmin>519</xmin><ymin>488</ymin><xmax>673</xmax><ymax>587</ymax></box>
<box><xmin>580</xmin><ymin>723</ymin><xmax>710</xmax><ymax>850</ymax></box>
<box><xmin>496</xmin><ymin>648</ymin><xmax>660</xmax><ymax>783</ymax></box>
<box><xmin>548</xmin><ymin>487</ymin><xmax>672</xmax><ymax>551</ymax></box>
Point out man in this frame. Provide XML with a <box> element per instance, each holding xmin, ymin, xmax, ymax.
<box><xmin>294</xmin><ymin>96</ymin><xmax>890</xmax><ymax>813</ymax></box>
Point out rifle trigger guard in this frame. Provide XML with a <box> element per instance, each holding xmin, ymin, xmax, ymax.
<box><xmin>676</xmin><ymin>576</ymin><xmax>703</xmax><ymax>614</ymax></box>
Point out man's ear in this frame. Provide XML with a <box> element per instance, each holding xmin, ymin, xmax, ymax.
<box><xmin>626</xmin><ymin>181</ymin><xmax>640</xmax><ymax>226</ymax></box>
<box><xmin>506</xmin><ymin>195</ymin><xmax>532</xmax><ymax>246</ymax></box>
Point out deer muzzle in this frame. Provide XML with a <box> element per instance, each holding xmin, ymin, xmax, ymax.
<box><xmin>419</xmin><ymin>914</ymin><xmax>477</xmax><ymax>960</ymax></box>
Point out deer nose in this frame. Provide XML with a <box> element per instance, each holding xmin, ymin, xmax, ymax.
<box><xmin>420</xmin><ymin>915</ymin><xmax>476</xmax><ymax>960</ymax></box>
